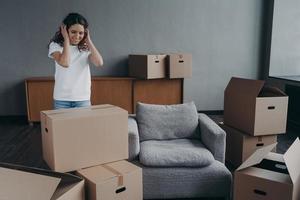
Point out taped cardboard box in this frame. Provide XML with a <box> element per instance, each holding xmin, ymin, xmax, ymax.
<box><xmin>167</xmin><ymin>53</ymin><xmax>192</xmax><ymax>78</ymax></box>
<box><xmin>220</xmin><ymin>123</ymin><xmax>277</xmax><ymax>167</ymax></box>
<box><xmin>0</xmin><ymin>162</ymin><xmax>84</xmax><ymax>200</ymax></box>
<box><xmin>224</xmin><ymin>77</ymin><xmax>288</xmax><ymax>136</ymax></box>
<box><xmin>41</xmin><ymin>104</ymin><xmax>128</xmax><ymax>172</ymax></box>
<box><xmin>76</xmin><ymin>160</ymin><xmax>143</xmax><ymax>200</ymax></box>
<box><xmin>129</xmin><ymin>54</ymin><xmax>167</xmax><ymax>79</ymax></box>
<box><xmin>234</xmin><ymin>138</ymin><xmax>300</xmax><ymax>200</ymax></box>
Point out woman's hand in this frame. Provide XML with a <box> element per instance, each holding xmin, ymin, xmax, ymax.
<box><xmin>85</xmin><ymin>28</ymin><xmax>92</xmax><ymax>45</ymax></box>
<box><xmin>60</xmin><ymin>25</ymin><xmax>69</xmax><ymax>43</ymax></box>
<box><xmin>85</xmin><ymin>28</ymin><xmax>103</xmax><ymax>67</ymax></box>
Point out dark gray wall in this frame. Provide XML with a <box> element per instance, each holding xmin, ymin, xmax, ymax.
<box><xmin>0</xmin><ymin>0</ymin><xmax>263</xmax><ymax>115</ymax></box>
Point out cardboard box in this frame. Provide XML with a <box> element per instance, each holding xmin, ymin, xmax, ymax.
<box><xmin>167</xmin><ymin>53</ymin><xmax>192</xmax><ymax>78</ymax></box>
<box><xmin>0</xmin><ymin>162</ymin><xmax>84</xmax><ymax>200</ymax></box>
<box><xmin>224</xmin><ymin>77</ymin><xmax>288</xmax><ymax>136</ymax></box>
<box><xmin>129</xmin><ymin>54</ymin><xmax>167</xmax><ymax>79</ymax></box>
<box><xmin>41</xmin><ymin>104</ymin><xmax>128</xmax><ymax>172</ymax></box>
<box><xmin>220</xmin><ymin>123</ymin><xmax>277</xmax><ymax>167</ymax></box>
<box><xmin>76</xmin><ymin>160</ymin><xmax>143</xmax><ymax>200</ymax></box>
<box><xmin>233</xmin><ymin>138</ymin><xmax>300</xmax><ymax>200</ymax></box>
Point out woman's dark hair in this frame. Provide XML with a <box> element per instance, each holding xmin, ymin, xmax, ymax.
<box><xmin>48</xmin><ymin>13</ymin><xmax>89</xmax><ymax>51</ymax></box>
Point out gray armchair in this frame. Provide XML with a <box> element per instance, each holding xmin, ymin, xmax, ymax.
<box><xmin>128</xmin><ymin>102</ymin><xmax>232</xmax><ymax>199</ymax></box>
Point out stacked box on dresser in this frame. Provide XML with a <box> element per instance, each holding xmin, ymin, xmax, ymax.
<box><xmin>41</xmin><ymin>104</ymin><xmax>143</xmax><ymax>200</ymax></box>
<box><xmin>128</xmin><ymin>53</ymin><xmax>192</xmax><ymax>79</ymax></box>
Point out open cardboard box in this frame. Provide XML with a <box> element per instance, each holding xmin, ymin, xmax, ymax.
<box><xmin>224</xmin><ymin>77</ymin><xmax>288</xmax><ymax>136</ymax></box>
<box><xmin>41</xmin><ymin>104</ymin><xmax>128</xmax><ymax>172</ymax></box>
<box><xmin>234</xmin><ymin>138</ymin><xmax>300</xmax><ymax>200</ymax></box>
<box><xmin>0</xmin><ymin>162</ymin><xmax>84</xmax><ymax>200</ymax></box>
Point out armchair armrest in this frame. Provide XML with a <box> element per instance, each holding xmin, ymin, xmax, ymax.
<box><xmin>128</xmin><ymin>115</ymin><xmax>140</xmax><ymax>161</ymax></box>
<box><xmin>198</xmin><ymin>113</ymin><xmax>226</xmax><ymax>163</ymax></box>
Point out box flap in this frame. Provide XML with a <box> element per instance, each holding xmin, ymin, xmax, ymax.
<box><xmin>0</xmin><ymin>167</ymin><xmax>60</xmax><ymax>200</ymax></box>
<box><xmin>259</xmin><ymin>86</ymin><xmax>287</xmax><ymax>97</ymax></box>
<box><xmin>77</xmin><ymin>165</ymin><xmax>118</xmax><ymax>184</ymax></box>
<box><xmin>237</xmin><ymin>143</ymin><xmax>277</xmax><ymax>171</ymax></box>
<box><xmin>225</xmin><ymin>77</ymin><xmax>265</xmax><ymax>98</ymax></box>
<box><xmin>283</xmin><ymin>138</ymin><xmax>300</xmax><ymax>184</ymax></box>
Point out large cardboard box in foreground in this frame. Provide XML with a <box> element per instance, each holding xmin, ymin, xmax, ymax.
<box><xmin>224</xmin><ymin>77</ymin><xmax>288</xmax><ymax>136</ymax></box>
<box><xmin>220</xmin><ymin>123</ymin><xmax>277</xmax><ymax>167</ymax></box>
<box><xmin>76</xmin><ymin>160</ymin><xmax>143</xmax><ymax>200</ymax></box>
<box><xmin>0</xmin><ymin>162</ymin><xmax>84</xmax><ymax>200</ymax></box>
<box><xmin>41</xmin><ymin>104</ymin><xmax>128</xmax><ymax>172</ymax></box>
<box><xmin>234</xmin><ymin>138</ymin><xmax>300</xmax><ymax>200</ymax></box>
<box><xmin>129</xmin><ymin>54</ymin><xmax>167</xmax><ymax>79</ymax></box>
<box><xmin>167</xmin><ymin>53</ymin><xmax>192</xmax><ymax>78</ymax></box>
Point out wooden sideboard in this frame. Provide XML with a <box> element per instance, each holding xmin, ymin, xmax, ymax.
<box><xmin>25</xmin><ymin>77</ymin><xmax>183</xmax><ymax>122</ymax></box>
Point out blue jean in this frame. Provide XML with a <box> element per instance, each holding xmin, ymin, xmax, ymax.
<box><xmin>53</xmin><ymin>100</ymin><xmax>91</xmax><ymax>110</ymax></box>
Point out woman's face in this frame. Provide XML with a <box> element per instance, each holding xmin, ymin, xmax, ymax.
<box><xmin>68</xmin><ymin>24</ymin><xmax>85</xmax><ymax>45</ymax></box>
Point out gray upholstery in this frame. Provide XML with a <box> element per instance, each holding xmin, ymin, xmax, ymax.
<box><xmin>128</xmin><ymin>116</ymin><xmax>140</xmax><ymax>160</ymax></box>
<box><xmin>199</xmin><ymin>113</ymin><xmax>226</xmax><ymax>163</ymax></box>
<box><xmin>139</xmin><ymin>139</ymin><xmax>214</xmax><ymax>167</ymax></box>
<box><xmin>128</xmin><ymin>111</ymin><xmax>232</xmax><ymax>199</ymax></box>
<box><xmin>136</xmin><ymin>102</ymin><xmax>200</xmax><ymax>141</ymax></box>
<box><xmin>132</xmin><ymin>160</ymin><xmax>232</xmax><ymax>199</ymax></box>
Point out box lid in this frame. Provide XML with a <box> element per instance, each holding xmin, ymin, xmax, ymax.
<box><xmin>0</xmin><ymin>164</ymin><xmax>60</xmax><ymax>200</ymax></box>
<box><xmin>237</xmin><ymin>138</ymin><xmax>300</xmax><ymax>184</ymax></box>
<box><xmin>225</xmin><ymin>77</ymin><xmax>265</xmax><ymax>100</ymax></box>
<box><xmin>236</xmin><ymin>143</ymin><xmax>277</xmax><ymax>171</ymax></box>
<box><xmin>41</xmin><ymin>104</ymin><xmax>127</xmax><ymax>120</ymax></box>
<box><xmin>283</xmin><ymin>138</ymin><xmax>300</xmax><ymax>184</ymax></box>
<box><xmin>0</xmin><ymin>162</ymin><xmax>83</xmax><ymax>200</ymax></box>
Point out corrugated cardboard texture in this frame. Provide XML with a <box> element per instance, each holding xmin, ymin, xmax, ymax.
<box><xmin>41</xmin><ymin>104</ymin><xmax>128</xmax><ymax>172</ymax></box>
<box><xmin>221</xmin><ymin>123</ymin><xmax>277</xmax><ymax>167</ymax></box>
<box><xmin>0</xmin><ymin>162</ymin><xmax>84</xmax><ymax>200</ymax></box>
<box><xmin>129</xmin><ymin>54</ymin><xmax>167</xmax><ymax>79</ymax></box>
<box><xmin>77</xmin><ymin>160</ymin><xmax>143</xmax><ymax>200</ymax></box>
<box><xmin>168</xmin><ymin>53</ymin><xmax>192</xmax><ymax>78</ymax></box>
<box><xmin>224</xmin><ymin>77</ymin><xmax>288</xmax><ymax>136</ymax></box>
<box><xmin>234</xmin><ymin>138</ymin><xmax>300</xmax><ymax>200</ymax></box>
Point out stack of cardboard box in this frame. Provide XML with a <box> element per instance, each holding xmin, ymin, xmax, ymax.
<box><xmin>40</xmin><ymin>104</ymin><xmax>142</xmax><ymax>200</ymax></box>
<box><xmin>128</xmin><ymin>53</ymin><xmax>192</xmax><ymax>79</ymax></box>
<box><xmin>222</xmin><ymin>77</ymin><xmax>300</xmax><ymax>200</ymax></box>
<box><xmin>0</xmin><ymin>104</ymin><xmax>142</xmax><ymax>200</ymax></box>
<box><xmin>222</xmin><ymin>77</ymin><xmax>289</xmax><ymax>168</ymax></box>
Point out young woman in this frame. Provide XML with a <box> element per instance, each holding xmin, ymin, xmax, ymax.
<box><xmin>48</xmin><ymin>13</ymin><xmax>103</xmax><ymax>109</ymax></box>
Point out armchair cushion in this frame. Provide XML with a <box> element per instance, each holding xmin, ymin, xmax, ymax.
<box><xmin>139</xmin><ymin>139</ymin><xmax>214</xmax><ymax>167</ymax></box>
<box><xmin>136</xmin><ymin>102</ymin><xmax>200</xmax><ymax>141</ymax></box>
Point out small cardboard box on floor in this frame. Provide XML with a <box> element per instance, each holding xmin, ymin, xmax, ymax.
<box><xmin>167</xmin><ymin>53</ymin><xmax>192</xmax><ymax>78</ymax></box>
<box><xmin>220</xmin><ymin>123</ymin><xmax>277</xmax><ymax>167</ymax></box>
<box><xmin>234</xmin><ymin>138</ymin><xmax>300</xmax><ymax>200</ymax></box>
<box><xmin>0</xmin><ymin>162</ymin><xmax>85</xmax><ymax>200</ymax></box>
<box><xmin>41</xmin><ymin>104</ymin><xmax>128</xmax><ymax>173</ymax></box>
<box><xmin>76</xmin><ymin>160</ymin><xmax>143</xmax><ymax>200</ymax></box>
<box><xmin>224</xmin><ymin>77</ymin><xmax>288</xmax><ymax>136</ymax></box>
<box><xmin>129</xmin><ymin>54</ymin><xmax>167</xmax><ymax>79</ymax></box>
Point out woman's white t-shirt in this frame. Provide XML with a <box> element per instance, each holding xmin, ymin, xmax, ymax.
<box><xmin>48</xmin><ymin>42</ymin><xmax>91</xmax><ymax>101</ymax></box>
